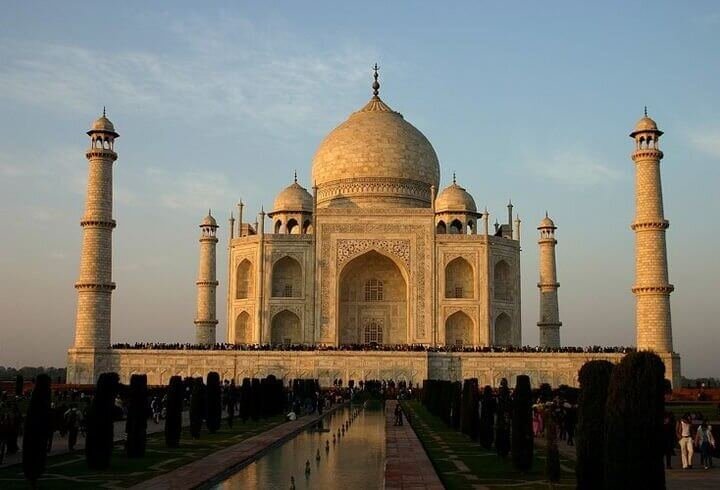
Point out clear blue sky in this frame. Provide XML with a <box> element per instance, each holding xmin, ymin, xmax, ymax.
<box><xmin>1</xmin><ymin>1</ymin><xmax>718</xmax><ymax>377</ymax></box>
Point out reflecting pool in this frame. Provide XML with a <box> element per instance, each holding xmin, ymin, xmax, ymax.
<box><xmin>213</xmin><ymin>406</ymin><xmax>386</xmax><ymax>489</ymax></box>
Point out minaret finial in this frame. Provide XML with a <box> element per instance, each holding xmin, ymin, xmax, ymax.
<box><xmin>103</xmin><ymin>106</ymin><xmax>106</xmax><ymax>117</ymax></box>
<box><xmin>545</xmin><ymin>210</ymin><xmax>548</xmax><ymax>218</ymax></box>
<box><xmin>208</xmin><ymin>208</ymin><xmax>211</xmax><ymax>216</ymax></box>
<box><xmin>294</xmin><ymin>169</ymin><xmax>298</xmax><ymax>183</ymax></box>
<box><xmin>372</xmin><ymin>63</ymin><xmax>380</xmax><ymax>97</ymax></box>
<box><xmin>452</xmin><ymin>172</ymin><xmax>456</xmax><ymax>185</ymax></box>
<box><xmin>644</xmin><ymin>106</ymin><xmax>648</xmax><ymax>117</ymax></box>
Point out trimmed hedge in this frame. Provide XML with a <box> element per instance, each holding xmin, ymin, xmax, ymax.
<box><xmin>125</xmin><ymin>374</ymin><xmax>148</xmax><ymax>457</ymax></box>
<box><xmin>22</xmin><ymin>374</ymin><xmax>51</xmax><ymax>483</ymax></box>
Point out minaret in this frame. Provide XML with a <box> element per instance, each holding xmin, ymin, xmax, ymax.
<box><xmin>72</xmin><ymin>110</ymin><xmax>119</xmax><ymax>351</ymax></box>
<box><xmin>537</xmin><ymin>213</ymin><xmax>561</xmax><ymax>347</ymax></box>
<box><xmin>630</xmin><ymin>110</ymin><xmax>673</xmax><ymax>352</ymax></box>
<box><xmin>195</xmin><ymin>210</ymin><xmax>219</xmax><ymax>345</ymax></box>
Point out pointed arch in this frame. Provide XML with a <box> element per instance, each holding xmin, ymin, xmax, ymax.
<box><xmin>494</xmin><ymin>259</ymin><xmax>512</xmax><ymax>301</ymax></box>
<box><xmin>302</xmin><ymin>219</ymin><xmax>312</xmax><ymax>234</ymax></box>
<box><xmin>494</xmin><ymin>313</ymin><xmax>512</xmax><ymax>345</ymax></box>
<box><xmin>235</xmin><ymin>311</ymin><xmax>252</xmax><ymax>344</ymax></box>
<box><xmin>436</xmin><ymin>221</ymin><xmax>447</xmax><ymax>234</ymax></box>
<box><xmin>236</xmin><ymin>259</ymin><xmax>253</xmax><ymax>299</ymax></box>
<box><xmin>449</xmin><ymin>219</ymin><xmax>463</xmax><ymax>234</ymax></box>
<box><xmin>286</xmin><ymin>218</ymin><xmax>299</xmax><ymax>234</ymax></box>
<box><xmin>271</xmin><ymin>310</ymin><xmax>301</xmax><ymax>344</ymax></box>
<box><xmin>271</xmin><ymin>256</ymin><xmax>302</xmax><ymax>297</ymax></box>
<box><xmin>445</xmin><ymin>257</ymin><xmax>473</xmax><ymax>299</ymax></box>
<box><xmin>445</xmin><ymin>311</ymin><xmax>473</xmax><ymax>346</ymax></box>
<box><xmin>274</xmin><ymin>220</ymin><xmax>282</xmax><ymax>234</ymax></box>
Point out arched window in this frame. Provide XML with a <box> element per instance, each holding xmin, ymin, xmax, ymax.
<box><xmin>449</xmin><ymin>219</ymin><xmax>463</xmax><ymax>234</ymax></box>
<box><xmin>271</xmin><ymin>256</ymin><xmax>302</xmax><ymax>297</ymax></box>
<box><xmin>494</xmin><ymin>313</ymin><xmax>512</xmax><ymax>345</ymax></box>
<box><xmin>274</xmin><ymin>220</ymin><xmax>282</xmax><ymax>234</ymax></box>
<box><xmin>271</xmin><ymin>310</ymin><xmax>301</xmax><ymax>344</ymax></box>
<box><xmin>445</xmin><ymin>311</ymin><xmax>473</xmax><ymax>346</ymax></box>
<box><xmin>364</xmin><ymin>278</ymin><xmax>384</xmax><ymax>301</ymax></box>
<box><xmin>236</xmin><ymin>260</ymin><xmax>253</xmax><ymax>299</ymax></box>
<box><xmin>235</xmin><ymin>311</ymin><xmax>251</xmax><ymax>344</ymax></box>
<box><xmin>467</xmin><ymin>220</ymin><xmax>475</xmax><ymax>235</ymax></box>
<box><xmin>436</xmin><ymin>221</ymin><xmax>447</xmax><ymax>234</ymax></box>
<box><xmin>286</xmin><ymin>219</ymin><xmax>299</xmax><ymax>235</ymax></box>
<box><xmin>445</xmin><ymin>257</ymin><xmax>473</xmax><ymax>299</ymax></box>
<box><xmin>302</xmin><ymin>219</ymin><xmax>312</xmax><ymax>234</ymax></box>
<box><xmin>364</xmin><ymin>321</ymin><xmax>383</xmax><ymax>344</ymax></box>
<box><xmin>494</xmin><ymin>260</ymin><xmax>512</xmax><ymax>301</ymax></box>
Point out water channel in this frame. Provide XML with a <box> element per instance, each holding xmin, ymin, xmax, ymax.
<box><xmin>213</xmin><ymin>406</ymin><xmax>386</xmax><ymax>489</ymax></box>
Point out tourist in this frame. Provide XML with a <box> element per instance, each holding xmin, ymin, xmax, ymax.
<box><xmin>564</xmin><ymin>403</ymin><xmax>576</xmax><ymax>446</ymax></box>
<box><xmin>677</xmin><ymin>413</ymin><xmax>695</xmax><ymax>469</ymax></box>
<box><xmin>64</xmin><ymin>405</ymin><xmax>81</xmax><ymax>451</ymax></box>
<box><xmin>695</xmin><ymin>420</ymin><xmax>715</xmax><ymax>469</ymax></box>
<box><xmin>46</xmin><ymin>403</ymin><xmax>57</xmax><ymax>453</ymax></box>
<box><xmin>151</xmin><ymin>396</ymin><xmax>161</xmax><ymax>424</ymax></box>
<box><xmin>663</xmin><ymin>411</ymin><xmax>676</xmax><ymax>469</ymax></box>
<box><xmin>394</xmin><ymin>403</ymin><xmax>403</xmax><ymax>426</ymax></box>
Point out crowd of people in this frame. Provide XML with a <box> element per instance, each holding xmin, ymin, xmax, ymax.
<box><xmin>667</xmin><ymin>412</ymin><xmax>716</xmax><ymax>470</ymax></box>
<box><xmin>110</xmin><ymin>342</ymin><xmax>636</xmax><ymax>354</ymax></box>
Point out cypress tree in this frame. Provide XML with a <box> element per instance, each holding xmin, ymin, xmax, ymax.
<box><xmin>250</xmin><ymin>378</ymin><xmax>261</xmax><ymax>420</ymax></box>
<box><xmin>15</xmin><ymin>374</ymin><xmax>24</xmax><ymax>397</ymax></box>
<box><xmin>495</xmin><ymin>378</ymin><xmax>511</xmax><ymax>458</ymax></box>
<box><xmin>451</xmin><ymin>381</ymin><xmax>462</xmax><ymax>430</ymax></box>
<box><xmin>604</xmin><ymin>352</ymin><xmax>666</xmax><ymax>489</ymax></box>
<box><xmin>576</xmin><ymin>360</ymin><xmax>614</xmax><ymax>490</ymax></box>
<box><xmin>125</xmin><ymin>374</ymin><xmax>148</xmax><ymax>457</ymax></box>
<box><xmin>189</xmin><ymin>378</ymin><xmax>206</xmax><ymax>439</ymax></box>
<box><xmin>164</xmin><ymin>376</ymin><xmax>183</xmax><ymax>447</ymax></box>
<box><xmin>511</xmin><ymin>375</ymin><xmax>533</xmax><ymax>472</ymax></box>
<box><xmin>460</xmin><ymin>379</ymin><xmax>479</xmax><ymax>438</ymax></box>
<box><xmin>86</xmin><ymin>372</ymin><xmax>120</xmax><ymax>469</ymax></box>
<box><xmin>22</xmin><ymin>374</ymin><xmax>51</xmax><ymax>485</ymax></box>
<box><xmin>478</xmin><ymin>385</ymin><xmax>496</xmax><ymax>449</ymax></box>
<box><xmin>240</xmin><ymin>378</ymin><xmax>251</xmax><ymax>422</ymax></box>
<box><xmin>206</xmin><ymin>372</ymin><xmax>222</xmax><ymax>433</ymax></box>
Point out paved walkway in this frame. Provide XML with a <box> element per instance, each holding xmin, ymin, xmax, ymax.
<box><xmin>0</xmin><ymin>413</ymin><xmax>189</xmax><ymax>468</ymax></box>
<box><xmin>133</xmin><ymin>406</ymin><xmax>342</xmax><ymax>489</ymax></box>
<box><xmin>384</xmin><ymin>404</ymin><xmax>444</xmax><ymax>490</ymax></box>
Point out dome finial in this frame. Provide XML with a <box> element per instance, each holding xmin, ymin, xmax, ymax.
<box><xmin>293</xmin><ymin>169</ymin><xmax>298</xmax><ymax>183</ymax></box>
<box><xmin>103</xmin><ymin>106</ymin><xmax>106</xmax><ymax>118</ymax></box>
<box><xmin>644</xmin><ymin>105</ymin><xmax>648</xmax><ymax>117</ymax></box>
<box><xmin>452</xmin><ymin>172</ymin><xmax>456</xmax><ymax>185</ymax></box>
<box><xmin>372</xmin><ymin>63</ymin><xmax>380</xmax><ymax>97</ymax></box>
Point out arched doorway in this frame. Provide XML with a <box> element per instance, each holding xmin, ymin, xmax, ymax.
<box><xmin>445</xmin><ymin>257</ymin><xmax>473</xmax><ymax>298</ymax></box>
<box><xmin>338</xmin><ymin>250</ymin><xmax>407</xmax><ymax>344</ymax></box>
<box><xmin>271</xmin><ymin>310</ymin><xmax>301</xmax><ymax>344</ymax></box>
<box><xmin>235</xmin><ymin>311</ymin><xmax>251</xmax><ymax>344</ymax></box>
<box><xmin>445</xmin><ymin>311</ymin><xmax>473</xmax><ymax>346</ymax></box>
<box><xmin>494</xmin><ymin>313</ymin><xmax>512</xmax><ymax>345</ymax></box>
<box><xmin>271</xmin><ymin>256</ymin><xmax>302</xmax><ymax>298</ymax></box>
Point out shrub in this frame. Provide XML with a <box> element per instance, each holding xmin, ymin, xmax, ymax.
<box><xmin>206</xmin><ymin>372</ymin><xmax>222</xmax><ymax>433</ymax></box>
<box><xmin>451</xmin><ymin>381</ymin><xmax>462</xmax><ymax>430</ymax></box>
<box><xmin>460</xmin><ymin>379</ymin><xmax>479</xmax><ymax>439</ymax></box>
<box><xmin>22</xmin><ymin>374</ymin><xmax>51</xmax><ymax>484</ymax></box>
<box><xmin>164</xmin><ymin>376</ymin><xmax>183</xmax><ymax>447</ymax></box>
<box><xmin>189</xmin><ymin>378</ymin><xmax>206</xmax><ymax>439</ymax></box>
<box><xmin>479</xmin><ymin>385</ymin><xmax>496</xmax><ymax>449</ymax></box>
<box><xmin>250</xmin><ymin>379</ymin><xmax>261</xmax><ymax>420</ymax></box>
<box><xmin>604</xmin><ymin>352</ymin><xmax>665</xmax><ymax>489</ymax></box>
<box><xmin>125</xmin><ymin>374</ymin><xmax>148</xmax><ymax>457</ymax></box>
<box><xmin>576</xmin><ymin>360</ymin><xmax>614</xmax><ymax>490</ymax></box>
<box><xmin>240</xmin><ymin>378</ymin><xmax>251</xmax><ymax>421</ymax></box>
<box><xmin>495</xmin><ymin>378</ymin><xmax>511</xmax><ymax>458</ymax></box>
<box><xmin>86</xmin><ymin>372</ymin><xmax>120</xmax><ymax>469</ymax></box>
<box><xmin>15</xmin><ymin>374</ymin><xmax>24</xmax><ymax>397</ymax></box>
<box><xmin>511</xmin><ymin>375</ymin><xmax>533</xmax><ymax>472</ymax></box>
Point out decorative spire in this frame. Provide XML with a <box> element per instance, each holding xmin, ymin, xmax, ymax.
<box><xmin>545</xmin><ymin>210</ymin><xmax>548</xmax><ymax>218</ymax></box>
<box><xmin>208</xmin><ymin>208</ymin><xmax>212</xmax><ymax>216</ymax></box>
<box><xmin>644</xmin><ymin>105</ymin><xmax>648</xmax><ymax>117</ymax></box>
<box><xmin>372</xmin><ymin>63</ymin><xmax>380</xmax><ymax>97</ymax></box>
<box><xmin>452</xmin><ymin>172</ymin><xmax>456</xmax><ymax>185</ymax></box>
<box><xmin>103</xmin><ymin>106</ymin><xmax>106</xmax><ymax>118</ymax></box>
<box><xmin>293</xmin><ymin>169</ymin><xmax>298</xmax><ymax>183</ymax></box>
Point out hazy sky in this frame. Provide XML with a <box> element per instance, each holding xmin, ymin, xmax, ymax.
<box><xmin>1</xmin><ymin>1</ymin><xmax>718</xmax><ymax>377</ymax></box>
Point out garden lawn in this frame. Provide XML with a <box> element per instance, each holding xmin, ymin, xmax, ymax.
<box><xmin>402</xmin><ymin>401</ymin><xmax>575</xmax><ymax>489</ymax></box>
<box><xmin>0</xmin><ymin>416</ymin><xmax>284</xmax><ymax>489</ymax></box>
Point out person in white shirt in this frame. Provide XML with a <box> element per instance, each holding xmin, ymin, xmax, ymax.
<box><xmin>676</xmin><ymin>413</ymin><xmax>694</xmax><ymax>469</ymax></box>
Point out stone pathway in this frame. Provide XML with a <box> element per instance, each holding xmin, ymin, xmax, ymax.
<box><xmin>133</xmin><ymin>406</ymin><xmax>341</xmax><ymax>489</ymax></box>
<box><xmin>0</xmin><ymin>412</ymin><xmax>189</xmax><ymax>468</ymax></box>
<box><xmin>384</xmin><ymin>404</ymin><xmax>444</xmax><ymax>489</ymax></box>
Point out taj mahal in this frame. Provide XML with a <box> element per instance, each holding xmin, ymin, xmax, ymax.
<box><xmin>66</xmin><ymin>68</ymin><xmax>681</xmax><ymax>387</ymax></box>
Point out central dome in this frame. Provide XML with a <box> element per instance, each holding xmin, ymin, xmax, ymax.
<box><xmin>311</xmin><ymin>95</ymin><xmax>440</xmax><ymax>208</ymax></box>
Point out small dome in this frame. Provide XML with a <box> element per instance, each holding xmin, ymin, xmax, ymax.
<box><xmin>538</xmin><ymin>214</ymin><xmax>555</xmax><ymax>228</ymax></box>
<box><xmin>91</xmin><ymin>116</ymin><xmax>116</xmax><ymax>133</ymax></box>
<box><xmin>272</xmin><ymin>181</ymin><xmax>313</xmax><ymax>213</ymax></box>
<box><xmin>634</xmin><ymin>116</ymin><xmax>658</xmax><ymax>132</ymax></box>
<box><xmin>201</xmin><ymin>211</ymin><xmax>217</xmax><ymax>227</ymax></box>
<box><xmin>435</xmin><ymin>180</ymin><xmax>477</xmax><ymax>213</ymax></box>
